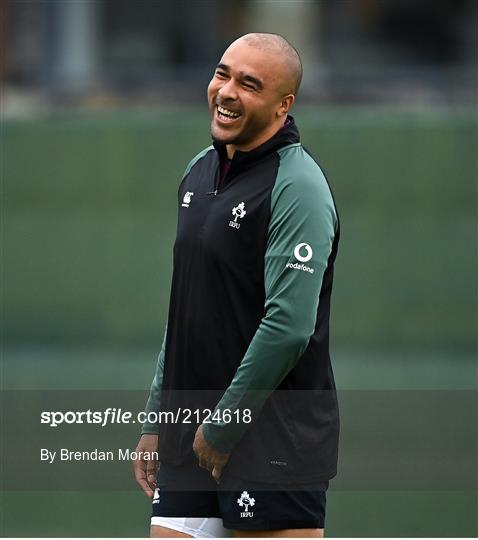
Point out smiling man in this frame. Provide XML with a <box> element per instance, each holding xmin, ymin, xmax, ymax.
<box><xmin>134</xmin><ymin>33</ymin><xmax>340</xmax><ymax>538</ymax></box>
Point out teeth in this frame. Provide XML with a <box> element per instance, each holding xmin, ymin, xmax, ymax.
<box><xmin>217</xmin><ymin>105</ymin><xmax>240</xmax><ymax>118</ymax></box>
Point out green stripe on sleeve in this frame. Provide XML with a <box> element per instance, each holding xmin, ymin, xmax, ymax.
<box><xmin>203</xmin><ymin>145</ymin><xmax>337</xmax><ymax>453</ymax></box>
<box><xmin>183</xmin><ymin>146</ymin><xmax>214</xmax><ymax>178</ymax></box>
<box><xmin>141</xmin><ymin>326</ymin><xmax>167</xmax><ymax>435</ymax></box>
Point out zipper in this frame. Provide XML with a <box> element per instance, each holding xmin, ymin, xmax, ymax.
<box><xmin>206</xmin><ymin>157</ymin><xmax>236</xmax><ymax>196</ymax></box>
<box><xmin>206</xmin><ymin>163</ymin><xmax>221</xmax><ymax>196</ymax></box>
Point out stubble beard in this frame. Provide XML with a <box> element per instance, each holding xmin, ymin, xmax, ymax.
<box><xmin>210</xmin><ymin>113</ymin><xmax>270</xmax><ymax>148</ymax></box>
<box><xmin>210</xmin><ymin>121</ymin><xmax>247</xmax><ymax>147</ymax></box>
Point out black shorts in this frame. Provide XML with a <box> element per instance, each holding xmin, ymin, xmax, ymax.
<box><xmin>152</xmin><ymin>457</ymin><xmax>329</xmax><ymax>531</ymax></box>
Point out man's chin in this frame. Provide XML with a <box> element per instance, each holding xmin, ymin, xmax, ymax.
<box><xmin>210</xmin><ymin>126</ymin><xmax>239</xmax><ymax>146</ymax></box>
<box><xmin>211</xmin><ymin>134</ymin><xmax>234</xmax><ymax>146</ymax></box>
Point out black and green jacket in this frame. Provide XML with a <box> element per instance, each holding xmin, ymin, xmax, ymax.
<box><xmin>143</xmin><ymin>117</ymin><xmax>340</xmax><ymax>483</ymax></box>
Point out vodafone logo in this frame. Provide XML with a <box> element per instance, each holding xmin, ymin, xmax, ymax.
<box><xmin>285</xmin><ymin>242</ymin><xmax>314</xmax><ymax>274</ymax></box>
<box><xmin>294</xmin><ymin>243</ymin><xmax>313</xmax><ymax>262</ymax></box>
<box><xmin>286</xmin><ymin>242</ymin><xmax>314</xmax><ymax>274</ymax></box>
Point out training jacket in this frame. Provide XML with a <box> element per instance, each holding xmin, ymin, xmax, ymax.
<box><xmin>142</xmin><ymin>116</ymin><xmax>340</xmax><ymax>483</ymax></box>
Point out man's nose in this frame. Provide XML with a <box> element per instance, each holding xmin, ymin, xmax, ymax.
<box><xmin>218</xmin><ymin>79</ymin><xmax>238</xmax><ymax>101</ymax></box>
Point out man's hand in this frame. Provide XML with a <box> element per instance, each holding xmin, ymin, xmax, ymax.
<box><xmin>133</xmin><ymin>434</ymin><xmax>159</xmax><ymax>497</ymax></box>
<box><xmin>193</xmin><ymin>424</ymin><xmax>230</xmax><ymax>483</ymax></box>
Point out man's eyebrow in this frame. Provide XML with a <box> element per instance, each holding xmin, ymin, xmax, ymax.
<box><xmin>242</xmin><ymin>74</ymin><xmax>263</xmax><ymax>90</ymax></box>
<box><xmin>216</xmin><ymin>63</ymin><xmax>230</xmax><ymax>72</ymax></box>
<box><xmin>215</xmin><ymin>63</ymin><xmax>263</xmax><ymax>90</ymax></box>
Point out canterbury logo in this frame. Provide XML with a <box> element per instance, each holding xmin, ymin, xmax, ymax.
<box><xmin>181</xmin><ymin>192</ymin><xmax>194</xmax><ymax>208</ymax></box>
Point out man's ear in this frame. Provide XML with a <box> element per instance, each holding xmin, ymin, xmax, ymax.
<box><xmin>277</xmin><ymin>94</ymin><xmax>295</xmax><ymax>117</ymax></box>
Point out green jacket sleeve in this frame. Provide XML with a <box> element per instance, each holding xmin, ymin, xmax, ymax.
<box><xmin>202</xmin><ymin>145</ymin><xmax>338</xmax><ymax>452</ymax></box>
<box><xmin>141</xmin><ymin>326</ymin><xmax>167</xmax><ymax>435</ymax></box>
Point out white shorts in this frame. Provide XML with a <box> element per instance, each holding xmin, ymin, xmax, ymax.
<box><xmin>151</xmin><ymin>516</ymin><xmax>232</xmax><ymax>538</ymax></box>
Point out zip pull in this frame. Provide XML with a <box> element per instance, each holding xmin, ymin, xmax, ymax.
<box><xmin>207</xmin><ymin>189</ymin><xmax>218</xmax><ymax>196</ymax></box>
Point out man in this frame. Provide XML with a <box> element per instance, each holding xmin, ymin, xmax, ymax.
<box><xmin>134</xmin><ymin>33</ymin><xmax>340</xmax><ymax>538</ymax></box>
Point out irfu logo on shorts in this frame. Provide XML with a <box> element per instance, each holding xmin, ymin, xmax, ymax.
<box><xmin>237</xmin><ymin>490</ymin><xmax>255</xmax><ymax>518</ymax></box>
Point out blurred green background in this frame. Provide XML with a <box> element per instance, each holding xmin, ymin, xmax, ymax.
<box><xmin>2</xmin><ymin>106</ymin><xmax>477</xmax><ymax>536</ymax></box>
<box><xmin>4</xmin><ymin>107</ymin><xmax>476</xmax><ymax>348</ymax></box>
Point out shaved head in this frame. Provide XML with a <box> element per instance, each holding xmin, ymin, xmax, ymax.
<box><xmin>238</xmin><ymin>33</ymin><xmax>303</xmax><ymax>95</ymax></box>
<box><xmin>207</xmin><ymin>33</ymin><xmax>301</xmax><ymax>155</ymax></box>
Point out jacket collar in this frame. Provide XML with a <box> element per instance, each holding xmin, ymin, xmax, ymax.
<box><xmin>213</xmin><ymin>115</ymin><xmax>300</xmax><ymax>172</ymax></box>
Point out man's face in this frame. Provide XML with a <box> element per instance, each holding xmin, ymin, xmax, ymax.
<box><xmin>207</xmin><ymin>40</ymin><xmax>289</xmax><ymax>151</ymax></box>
